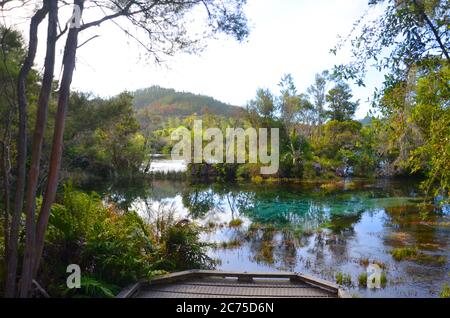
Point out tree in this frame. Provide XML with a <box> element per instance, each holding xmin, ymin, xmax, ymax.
<box><xmin>333</xmin><ymin>0</ymin><xmax>450</xmax><ymax>87</ymax></box>
<box><xmin>334</xmin><ymin>0</ymin><xmax>449</xmax><ymax>195</ymax></box>
<box><xmin>326</xmin><ymin>82</ymin><xmax>359</xmax><ymax>121</ymax></box>
<box><xmin>307</xmin><ymin>70</ymin><xmax>329</xmax><ymax>127</ymax></box>
<box><xmin>4</xmin><ymin>0</ymin><xmax>249</xmax><ymax>297</ymax></box>
<box><xmin>277</xmin><ymin>74</ymin><xmax>312</xmax><ymax>173</ymax></box>
<box><xmin>246</xmin><ymin>88</ymin><xmax>276</xmax><ymax>125</ymax></box>
<box><xmin>4</xmin><ymin>1</ymin><xmax>48</xmax><ymax>297</ymax></box>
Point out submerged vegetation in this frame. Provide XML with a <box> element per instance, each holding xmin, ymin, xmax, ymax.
<box><xmin>390</xmin><ymin>247</ymin><xmax>419</xmax><ymax>261</ymax></box>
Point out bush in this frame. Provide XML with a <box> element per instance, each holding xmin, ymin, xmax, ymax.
<box><xmin>42</xmin><ymin>183</ymin><xmax>213</xmax><ymax>297</ymax></box>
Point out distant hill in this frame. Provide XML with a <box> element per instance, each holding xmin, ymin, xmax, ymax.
<box><xmin>132</xmin><ymin>86</ymin><xmax>243</xmax><ymax>118</ymax></box>
<box><xmin>358</xmin><ymin>116</ymin><xmax>373</xmax><ymax>126</ymax></box>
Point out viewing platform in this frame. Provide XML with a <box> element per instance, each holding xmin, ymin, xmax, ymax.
<box><xmin>117</xmin><ymin>270</ymin><xmax>349</xmax><ymax>298</ymax></box>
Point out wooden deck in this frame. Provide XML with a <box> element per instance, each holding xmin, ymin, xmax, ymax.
<box><xmin>117</xmin><ymin>270</ymin><xmax>349</xmax><ymax>298</ymax></box>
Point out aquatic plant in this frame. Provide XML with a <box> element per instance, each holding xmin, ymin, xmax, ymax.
<box><xmin>358</xmin><ymin>272</ymin><xmax>367</xmax><ymax>287</ymax></box>
<box><xmin>219</xmin><ymin>239</ymin><xmax>243</xmax><ymax>249</ymax></box>
<box><xmin>440</xmin><ymin>283</ymin><xmax>450</xmax><ymax>298</ymax></box>
<box><xmin>335</xmin><ymin>272</ymin><xmax>352</xmax><ymax>286</ymax></box>
<box><xmin>380</xmin><ymin>272</ymin><xmax>388</xmax><ymax>288</ymax></box>
<box><xmin>390</xmin><ymin>247</ymin><xmax>418</xmax><ymax>261</ymax></box>
<box><xmin>229</xmin><ymin>218</ymin><xmax>244</xmax><ymax>228</ymax></box>
<box><xmin>390</xmin><ymin>247</ymin><xmax>446</xmax><ymax>266</ymax></box>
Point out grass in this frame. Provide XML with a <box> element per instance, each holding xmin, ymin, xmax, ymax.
<box><xmin>380</xmin><ymin>272</ymin><xmax>388</xmax><ymax>288</ymax></box>
<box><xmin>390</xmin><ymin>247</ymin><xmax>418</xmax><ymax>261</ymax></box>
<box><xmin>229</xmin><ymin>218</ymin><xmax>243</xmax><ymax>228</ymax></box>
<box><xmin>358</xmin><ymin>272</ymin><xmax>367</xmax><ymax>287</ymax></box>
<box><xmin>390</xmin><ymin>247</ymin><xmax>446</xmax><ymax>266</ymax></box>
<box><xmin>335</xmin><ymin>272</ymin><xmax>352</xmax><ymax>286</ymax></box>
<box><xmin>441</xmin><ymin>283</ymin><xmax>450</xmax><ymax>298</ymax></box>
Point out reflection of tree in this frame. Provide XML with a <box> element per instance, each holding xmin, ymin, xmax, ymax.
<box><xmin>182</xmin><ymin>188</ymin><xmax>216</xmax><ymax>219</ymax></box>
<box><xmin>326</xmin><ymin>214</ymin><xmax>361</xmax><ymax>234</ymax></box>
<box><xmin>383</xmin><ymin>205</ymin><xmax>443</xmax><ymax>248</ymax></box>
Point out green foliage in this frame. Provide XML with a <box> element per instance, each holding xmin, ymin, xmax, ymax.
<box><xmin>380</xmin><ymin>271</ymin><xmax>388</xmax><ymax>288</ymax></box>
<box><xmin>161</xmin><ymin>220</ymin><xmax>215</xmax><ymax>271</ymax></box>
<box><xmin>326</xmin><ymin>82</ymin><xmax>359</xmax><ymax>121</ymax></box>
<box><xmin>333</xmin><ymin>0</ymin><xmax>449</xmax><ymax>86</ymax></box>
<box><xmin>63</xmin><ymin>276</ymin><xmax>120</xmax><ymax>298</ymax></box>
<box><xmin>440</xmin><ymin>283</ymin><xmax>450</xmax><ymax>298</ymax></box>
<box><xmin>42</xmin><ymin>184</ymin><xmax>213</xmax><ymax>297</ymax></box>
<box><xmin>358</xmin><ymin>272</ymin><xmax>367</xmax><ymax>287</ymax></box>
<box><xmin>65</xmin><ymin>92</ymin><xmax>150</xmax><ymax>178</ymax></box>
<box><xmin>336</xmin><ymin>272</ymin><xmax>352</xmax><ymax>286</ymax></box>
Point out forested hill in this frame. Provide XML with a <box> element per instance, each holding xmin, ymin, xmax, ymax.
<box><xmin>132</xmin><ymin>86</ymin><xmax>243</xmax><ymax>118</ymax></box>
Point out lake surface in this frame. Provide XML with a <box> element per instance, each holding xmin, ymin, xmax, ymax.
<box><xmin>85</xmin><ymin>176</ymin><xmax>450</xmax><ymax>298</ymax></box>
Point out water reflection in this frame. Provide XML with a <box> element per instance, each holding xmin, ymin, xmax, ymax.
<box><xmin>85</xmin><ymin>179</ymin><xmax>450</xmax><ymax>297</ymax></box>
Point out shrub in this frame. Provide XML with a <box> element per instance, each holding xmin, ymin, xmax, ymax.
<box><xmin>42</xmin><ymin>183</ymin><xmax>213</xmax><ymax>297</ymax></box>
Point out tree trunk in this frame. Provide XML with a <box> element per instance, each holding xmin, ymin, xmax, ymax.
<box><xmin>32</xmin><ymin>0</ymin><xmax>84</xmax><ymax>282</ymax></box>
<box><xmin>1</xmin><ymin>140</ymin><xmax>10</xmax><ymax>263</ymax></box>
<box><xmin>4</xmin><ymin>3</ymin><xmax>48</xmax><ymax>298</ymax></box>
<box><xmin>19</xmin><ymin>0</ymin><xmax>58</xmax><ymax>297</ymax></box>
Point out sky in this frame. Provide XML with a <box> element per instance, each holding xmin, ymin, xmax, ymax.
<box><xmin>4</xmin><ymin>0</ymin><xmax>385</xmax><ymax>119</ymax></box>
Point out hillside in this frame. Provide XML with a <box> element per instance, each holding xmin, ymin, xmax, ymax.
<box><xmin>132</xmin><ymin>86</ymin><xmax>244</xmax><ymax>118</ymax></box>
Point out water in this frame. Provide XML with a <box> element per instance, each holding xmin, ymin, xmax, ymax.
<box><xmin>84</xmin><ymin>160</ymin><xmax>450</xmax><ymax>298</ymax></box>
<box><xmin>84</xmin><ymin>178</ymin><xmax>450</xmax><ymax>298</ymax></box>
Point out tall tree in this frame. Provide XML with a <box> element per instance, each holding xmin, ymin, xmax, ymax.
<box><xmin>326</xmin><ymin>82</ymin><xmax>359</xmax><ymax>122</ymax></box>
<box><xmin>246</xmin><ymin>88</ymin><xmax>276</xmax><ymax>126</ymax></box>
<box><xmin>19</xmin><ymin>0</ymin><xmax>58</xmax><ymax>297</ymax></box>
<box><xmin>307</xmin><ymin>70</ymin><xmax>329</xmax><ymax>127</ymax></box>
<box><xmin>4</xmin><ymin>2</ymin><xmax>48</xmax><ymax>298</ymax></box>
